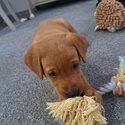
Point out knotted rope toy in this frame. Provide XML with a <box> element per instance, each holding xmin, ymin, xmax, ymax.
<box><xmin>47</xmin><ymin>96</ymin><xmax>107</xmax><ymax>125</ymax></box>
<box><xmin>95</xmin><ymin>0</ymin><xmax>125</xmax><ymax>32</ymax></box>
<box><xmin>97</xmin><ymin>56</ymin><xmax>125</xmax><ymax>96</ymax></box>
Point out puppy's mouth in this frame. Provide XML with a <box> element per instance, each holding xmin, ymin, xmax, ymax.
<box><xmin>65</xmin><ymin>90</ymin><xmax>84</xmax><ymax>98</ymax></box>
<box><xmin>79</xmin><ymin>92</ymin><xmax>84</xmax><ymax>97</ymax></box>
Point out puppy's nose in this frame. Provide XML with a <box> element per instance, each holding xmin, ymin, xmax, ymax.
<box><xmin>66</xmin><ymin>89</ymin><xmax>80</xmax><ymax>98</ymax></box>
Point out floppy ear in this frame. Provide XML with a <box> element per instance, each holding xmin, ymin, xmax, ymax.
<box><xmin>67</xmin><ymin>33</ymin><xmax>88</xmax><ymax>63</ymax></box>
<box><xmin>24</xmin><ymin>44</ymin><xmax>44</xmax><ymax>79</ymax></box>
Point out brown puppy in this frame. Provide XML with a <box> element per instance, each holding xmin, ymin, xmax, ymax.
<box><xmin>24</xmin><ymin>18</ymin><xmax>102</xmax><ymax>103</ymax></box>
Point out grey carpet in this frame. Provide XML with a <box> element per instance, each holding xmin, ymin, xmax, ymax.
<box><xmin>0</xmin><ymin>0</ymin><xmax>125</xmax><ymax>125</ymax></box>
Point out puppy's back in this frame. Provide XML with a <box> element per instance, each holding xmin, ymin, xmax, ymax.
<box><xmin>32</xmin><ymin>18</ymin><xmax>76</xmax><ymax>44</ymax></box>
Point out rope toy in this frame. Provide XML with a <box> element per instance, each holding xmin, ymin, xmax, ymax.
<box><xmin>95</xmin><ymin>0</ymin><xmax>125</xmax><ymax>32</ymax></box>
<box><xmin>97</xmin><ymin>56</ymin><xmax>125</xmax><ymax>96</ymax></box>
<box><xmin>47</xmin><ymin>96</ymin><xmax>107</xmax><ymax>125</ymax></box>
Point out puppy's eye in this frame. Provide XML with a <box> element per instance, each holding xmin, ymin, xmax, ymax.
<box><xmin>48</xmin><ymin>71</ymin><xmax>56</xmax><ymax>78</ymax></box>
<box><xmin>72</xmin><ymin>63</ymin><xmax>79</xmax><ymax>69</ymax></box>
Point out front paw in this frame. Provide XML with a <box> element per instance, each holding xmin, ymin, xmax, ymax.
<box><xmin>94</xmin><ymin>93</ymin><xmax>103</xmax><ymax>104</ymax></box>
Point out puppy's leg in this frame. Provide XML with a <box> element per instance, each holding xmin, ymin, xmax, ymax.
<box><xmin>84</xmin><ymin>83</ymin><xmax>103</xmax><ymax>104</ymax></box>
<box><xmin>82</xmin><ymin>76</ymin><xmax>103</xmax><ymax>104</ymax></box>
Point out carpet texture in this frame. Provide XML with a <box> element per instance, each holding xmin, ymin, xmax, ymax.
<box><xmin>0</xmin><ymin>0</ymin><xmax>125</xmax><ymax>125</ymax></box>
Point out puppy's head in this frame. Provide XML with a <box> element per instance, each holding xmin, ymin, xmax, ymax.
<box><xmin>24</xmin><ymin>32</ymin><xmax>88</xmax><ymax>100</ymax></box>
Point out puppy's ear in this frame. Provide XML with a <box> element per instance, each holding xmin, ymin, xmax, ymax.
<box><xmin>67</xmin><ymin>33</ymin><xmax>88</xmax><ymax>63</ymax></box>
<box><xmin>24</xmin><ymin>44</ymin><xmax>44</xmax><ymax>79</ymax></box>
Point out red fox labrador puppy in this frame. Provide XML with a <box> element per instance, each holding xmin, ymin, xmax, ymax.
<box><xmin>24</xmin><ymin>18</ymin><xmax>102</xmax><ymax>103</ymax></box>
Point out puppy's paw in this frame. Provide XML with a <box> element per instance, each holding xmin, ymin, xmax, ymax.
<box><xmin>94</xmin><ymin>93</ymin><xmax>103</xmax><ymax>104</ymax></box>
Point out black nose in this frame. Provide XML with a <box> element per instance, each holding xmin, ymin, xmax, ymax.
<box><xmin>66</xmin><ymin>89</ymin><xmax>82</xmax><ymax>98</ymax></box>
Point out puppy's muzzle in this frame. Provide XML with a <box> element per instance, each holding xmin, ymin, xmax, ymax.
<box><xmin>65</xmin><ymin>88</ymin><xmax>84</xmax><ymax>98</ymax></box>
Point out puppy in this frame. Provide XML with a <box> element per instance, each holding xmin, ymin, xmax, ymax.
<box><xmin>96</xmin><ymin>0</ymin><xmax>125</xmax><ymax>7</ymax></box>
<box><xmin>24</xmin><ymin>18</ymin><xmax>102</xmax><ymax>103</ymax></box>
